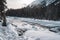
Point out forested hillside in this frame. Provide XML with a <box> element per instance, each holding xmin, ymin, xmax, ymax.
<box><xmin>6</xmin><ymin>0</ymin><xmax>60</xmax><ymax>20</ymax></box>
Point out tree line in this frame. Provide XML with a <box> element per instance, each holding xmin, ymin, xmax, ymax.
<box><xmin>6</xmin><ymin>0</ymin><xmax>60</xmax><ymax>20</ymax></box>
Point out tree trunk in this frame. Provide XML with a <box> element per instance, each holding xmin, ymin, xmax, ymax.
<box><xmin>2</xmin><ymin>12</ymin><xmax>7</xmax><ymax>26</ymax></box>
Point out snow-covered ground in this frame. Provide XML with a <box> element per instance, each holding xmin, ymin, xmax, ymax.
<box><xmin>7</xmin><ymin>16</ymin><xmax>60</xmax><ymax>27</ymax></box>
<box><xmin>0</xmin><ymin>16</ymin><xmax>60</xmax><ymax>40</ymax></box>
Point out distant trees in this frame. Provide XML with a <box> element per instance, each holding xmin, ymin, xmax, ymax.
<box><xmin>6</xmin><ymin>0</ymin><xmax>60</xmax><ymax>20</ymax></box>
<box><xmin>0</xmin><ymin>0</ymin><xmax>7</xmax><ymax>26</ymax></box>
<box><xmin>45</xmin><ymin>0</ymin><xmax>60</xmax><ymax>20</ymax></box>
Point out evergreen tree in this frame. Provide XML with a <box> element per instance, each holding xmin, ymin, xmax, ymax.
<box><xmin>0</xmin><ymin>0</ymin><xmax>7</xmax><ymax>26</ymax></box>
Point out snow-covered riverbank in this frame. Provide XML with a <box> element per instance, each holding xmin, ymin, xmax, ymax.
<box><xmin>0</xmin><ymin>16</ymin><xmax>60</xmax><ymax>40</ymax></box>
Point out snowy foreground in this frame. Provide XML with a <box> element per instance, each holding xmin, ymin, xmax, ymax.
<box><xmin>0</xmin><ymin>16</ymin><xmax>60</xmax><ymax>40</ymax></box>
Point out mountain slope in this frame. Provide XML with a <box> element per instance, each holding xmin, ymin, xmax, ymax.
<box><xmin>29</xmin><ymin>0</ymin><xmax>56</xmax><ymax>7</ymax></box>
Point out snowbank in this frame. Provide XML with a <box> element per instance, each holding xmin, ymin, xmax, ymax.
<box><xmin>0</xmin><ymin>16</ymin><xmax>60</xmax><ymax>40</ymax></box>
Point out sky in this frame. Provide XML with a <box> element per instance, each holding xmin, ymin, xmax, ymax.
<box><xmin>6</xmin><ymin>0</ymin><xmax>35</xmax><ymax>9</ymax></box>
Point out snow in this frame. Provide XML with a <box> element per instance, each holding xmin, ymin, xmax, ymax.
<box><xmin>7</xmin><ymin>16</ymin><xmax>60</xmax><ymax>27</ymax></box>
<box><xmin>24</xmin><ymin>30</ymin><xmax>60</xmax><ymax>40</ymax></box>
<box><xmin>0</xmin><ymin>16</ymin><xmax>60</xmax><ymax>40</ymax></box>
<box><xmin>29</xmin><ymin>0</ymin><xmax>56</xmax><ymax>7</ymax></box>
